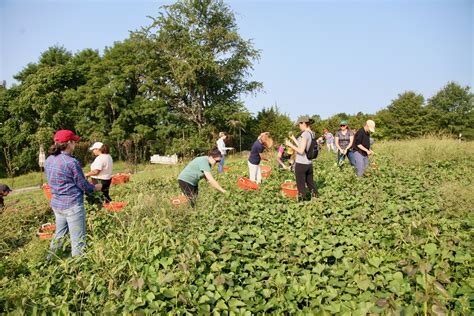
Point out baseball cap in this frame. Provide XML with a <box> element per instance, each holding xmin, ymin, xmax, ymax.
<box><xmin>366</xmin><ymin>120</ymin><xmax>375</xmax><ymax>133</ymax></box>
<box><xmin>54</xmin><ymin>130</ymin><xmax>80</xmax><ymax>143</ymax></box>
<box><xmin>340</xmin><ymin>120</ymin><xmax>348</xmax><ymax>125</ymax></box>
<box><xmin>296</xmin><ymin>115</ymin><xmax>311</xmax><ymax>124</ymax></box>
<box><xmin>0</xmin><ymin>184</ymin><xmax>12</xmax><ymax>193</ymax></box>
<box><xmin>89</xmin><ymin>142</ymin><xmax>104</xmax><ymax>151</ymax></box>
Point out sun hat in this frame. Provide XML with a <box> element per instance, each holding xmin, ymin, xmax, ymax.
<box><xmin>54</xmin><ymin>130</ymin><xmax>80</xmax><ymax>143</ymax></box>
<box><xmin>89</xmin><ymin>142</ymin><xmax>104</xmax><ymax>151</ymax></box>
<box><xmin>340</xmin><ymin>120</ymin><xmax>348</xmax><ymax>125</ymax></box>
<box><xmin>366</xmin><ymin>120</ymin><xmax>376</xmax><ymax>133</ymax></box>
<box><xmin>296</xmin><ymin>115</ymin><xmax>313</xmax><ymax>125</ymax></box>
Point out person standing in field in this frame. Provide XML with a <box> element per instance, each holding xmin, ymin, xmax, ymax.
<box><xmin>352</xmin><ymin>120</ymin><xmax>376</xmax><ymax>177</ymax></box>
<box><xmin>248</xmin><ymin>132</ymin><xmax>273</xmax><ymax>183</ymax></box>
<box><xmin>335</xmin><ymin>120</ymin><xmax>355</xmax><ymax>168</ymax></box>
<box><xmin>177</xmin><ymin>148</ymin><xmax>227</xmax><ymax>208</ymax></box>
<box><xmin>44</xmin><ymin>130</ymin><xmax>98</xmax><ymax>260</ymax></box>
<box><xmin>323</xmin><ymin>129</ymin><xmax>337</xmax><ymax>152</ymax></box>
<box><xmin>216</xmin><ymin>132</ymin><xmax>233</xmax><ymax>173</ymax></box>
<box><xmin>285</xmin><ymin>116</ymin><xmax>318</xmax><ymax>200</ymax></box>
<box><xmin>85</xmin><ymin>142</ymin><xmax>113</xmax><ymax>202</ymax></box>
<box><xmin>0</xmin><ymin>184</ymin><xmax>12</xmax><ymax>213</ymax></box>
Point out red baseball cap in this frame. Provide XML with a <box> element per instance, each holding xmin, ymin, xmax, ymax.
<box><xmin>54</xmin><ymin>130</ymin><xmax>80</xmax><ymax>143</ymax></box>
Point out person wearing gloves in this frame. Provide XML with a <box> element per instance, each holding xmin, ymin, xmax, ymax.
<box><xmin>335</xmin><ymin>120</ymin><xmax>355</xmax><ymax>168</ymax></box>
<box><xmin>85</xmin><ymin>142</ymin><xmax>113</xmax><ymax>202</ymax></box>
<box><xmin>248</xmin><ymin>132</ymin><xmax>273</xmax><ymax>183</ymax></box>
<box><xmin>44</xmin><ymin>130</ymin><xmax>98</xmax><ymax>260</ymax></box>
<box><xmin>285</xmin><ymin>116</ymin><xmax>319</xmax><ymax>200</ymax></box>
<box><xmin>178</xmin><ymin>148</ymin><xmax>227</xmax><ymax>209</ymax></box>
<box><xmin>352</xmin><ymin>120</ymin><xmax>376</xmax><ymax>177</ymax></box>
<box><xmin>0</xmin><ymin>184</ymin><xmax>12</xmax><ymax>212</ymax></box>
<box><xmin>216</xmin><ymin>132</ymin><xmax>233</xmax><ymax>173</ymax></box>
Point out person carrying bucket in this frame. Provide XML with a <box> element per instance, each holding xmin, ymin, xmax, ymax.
<box><xmin>248</xmin><ymin>132</ymin><xmax>273</xmax><ymax>183</ymax></box>
<box><xmin>216</xmin><ymin>132</ymin><xmax>233</xmax><ymax>173</ymax></box>
<box><xmin>44</xmin><ymin>130</ymin><xmax>99</xmax><ymax>260</ymax></box>
<box><xmin>177</xmin><ymin>148</ymin><xmax>227</xmax><ymax>208</ymax></box>
<box><xmin>285</xmin><ymin>116</ymin><xmax>318</xmax><ymax>200</ymax></box>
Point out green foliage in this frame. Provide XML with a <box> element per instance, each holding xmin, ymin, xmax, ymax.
<box><xmin>0</xmin><ymin>139</ymin><xmax>472</xmax><ymax>314</ymax></box>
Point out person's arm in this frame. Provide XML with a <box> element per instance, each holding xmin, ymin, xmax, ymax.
<box><xmin>285</xmin><ymin>134</ymin><xmax>308</xmax><ymax>155</ymax></box>
<box><xmin>335</xmin><ymin>136</ymin><xmax>342</xmax><ymax>152</ymax></box>
<box><xmin>70</xmin><ymin>161</ymin><xmax>96</xmax><ymax>194</ymax></box>
<box><xmin>85</xmin><ymin>169</ymin><xmax>100</xmax><ymax>177</ymax></box>
<box><xmin>346</xmin><ymin>135</ymin><xmax>355</xmax><ymax>153</ymax></box>
<box><xmin>203</xmin><ymin>171</ymin><xmax>226</xmax><ymax>193</ymax></box>
<box><xmin>276</xmin><ymin>149</ymin><xmax>286</xmax><ymax>168</ymax></box>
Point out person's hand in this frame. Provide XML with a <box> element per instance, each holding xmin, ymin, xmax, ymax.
<box><xmin>285</xmin><ymin>140</ymin><xmax>293</xmax><ymax>147</ymax></box>
<box><xmin>343</xmin><ymin>149</ymin><xmax>347</xmax><ymax>155</ymax></box>
<box><xmin>368</xmin><ymin>150</ymin><xmax>374</xmax><ymax>156</ymax></box>
<box><xmin>222</xmin><ymin>190</ymin><xmax>230</xmax><ymax>196</ymax></box>
<box><xmin>94</xmin><ymin>183</ymin><xmax>102</xmax><ymax>191</ymax></box>
<box><xmin>290</xmin><ymin>135</ymin><xmax>297</xmax><ymax>143</ymax></box>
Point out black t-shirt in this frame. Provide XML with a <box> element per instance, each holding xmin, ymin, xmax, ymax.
<box><xmin>0</xmin><ymin>196</ymin><xmax>4</xmax><ymax>209</ymax></box>
<box><xmin>353</xmin><ymin>128</ymin><xmax>370</xmax><ymax>156</ymax></box>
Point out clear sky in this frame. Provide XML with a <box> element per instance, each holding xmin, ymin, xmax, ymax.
<box><xmin>1</xmin><ymin>0</ymin><xmax>472</xmax><ymax>119</ymax></box>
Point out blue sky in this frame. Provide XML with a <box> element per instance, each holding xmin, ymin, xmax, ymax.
<box><xmin>1</xmin><ymin>0</ymin><xmax>472</xmax><ymax>119</ymax></box>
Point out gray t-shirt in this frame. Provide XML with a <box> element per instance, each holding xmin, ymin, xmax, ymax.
<box><xmin>295</xmin><ymin>130</ymin><xmax>313</xmax><ymax>165</ymax></box>
<box><xmin>336</xmin><ymin>129</ymin><xmax>354</xmax><ymax>150</ymax></box>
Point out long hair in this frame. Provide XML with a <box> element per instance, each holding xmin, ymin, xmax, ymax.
<box><xmin>48</xmin><ymin>142</ymin><xmax>68</xmax><ymax>156</ymax></box>
<box><xmin>100</xmin><ymin>144</ymin><xmax>110</xmax><ymax>154</ymax></box>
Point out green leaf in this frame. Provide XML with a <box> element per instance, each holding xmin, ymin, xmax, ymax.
<box><xmin>424</xmin><ymin>243</ymin><xmax>438</xmax><ymax>256</ymax></box>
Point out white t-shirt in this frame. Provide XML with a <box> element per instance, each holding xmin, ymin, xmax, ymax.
<box><xmin>90</xmin><ymin>154</ymin><xmax>113</xmax><ymax>180</ymax></box>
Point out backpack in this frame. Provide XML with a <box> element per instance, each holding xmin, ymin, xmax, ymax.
<box><xmin>306</xmin><ymin>132</ymin><xmax>319</xmax><ymax>160</ymax></box>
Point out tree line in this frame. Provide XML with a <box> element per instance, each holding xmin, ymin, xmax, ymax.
<box><xmin>0</xmin><ymin>0</ymin><xmax>472</xmax><ymax>178</ymax></box>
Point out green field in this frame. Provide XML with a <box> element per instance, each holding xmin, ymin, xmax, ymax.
<box><xmin>0</xmin><ymin>138</ymin><xmax>473</xmax><ymax>314</ymax></box>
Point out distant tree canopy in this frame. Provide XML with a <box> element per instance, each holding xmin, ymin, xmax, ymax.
<box><xmin>0</xmin><ymin>0</ymin><xmax>472</xmax><ymax>177</ymax></box>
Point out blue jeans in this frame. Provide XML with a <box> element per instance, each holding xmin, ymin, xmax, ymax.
<box><xmin>337</xmin><ymin>150</ymin><xmax>355</xmax><ymax>166</ymax></box>
<box><xmin>353</xmin><ymin>151</ymin><xmax>369</xmax><ymax>177</ymax></box>
<box><xmin>47</xmin><ymin>204</ymin><xmax>86</xmax><ymax>260</ymax></box>
<box><xmin>218</xmin><ymin>154</ymin><xmax>225</xmax><ymax>173</ymax></box>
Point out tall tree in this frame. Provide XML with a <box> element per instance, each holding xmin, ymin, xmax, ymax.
<box><xmin>135</xmin><ymin>0</ymin><xmax>262</xmax><ymax>130</ymax></box>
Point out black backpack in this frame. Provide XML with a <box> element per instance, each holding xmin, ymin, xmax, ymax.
<box><xmin>306</xmin><ymin>132</ymin><xmax>319</xmax><ymax>160</ymax></box>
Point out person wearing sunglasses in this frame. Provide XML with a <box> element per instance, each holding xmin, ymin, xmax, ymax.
<box><xmin>178</xmin><ymin>148</ymin><xmax>227</xmax><ymax>208</ymax></box>
<box><xmin>335</xmin><ymin>120</ymin><xmax>355</xmax><ymax>168</ymax></box>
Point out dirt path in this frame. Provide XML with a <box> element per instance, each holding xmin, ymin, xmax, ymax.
<box><xmin>10</xmin><ymin>185</ymin><xmax>42</xmax><ymax>195</ymax></box>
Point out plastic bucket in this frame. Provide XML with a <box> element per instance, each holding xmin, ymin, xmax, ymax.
<box><xmin>111</xmin><ymin>173</ymin><xmax>130</xmax><ymax>185</ymax></box>
<box><xmin>281</xmin><ymin>180</ymin><xmax>298</xmax><ymax>198</ymax></box>
<box><xmin>103</xmin><ymin>201</ymin><xmax>128</xmax><ymax>212</ymax></box>
<box><xmin>40</xmin><ymin>223</ymin><xmax>56</xmax><ymax>232</ymax></box>
<box><xmin>37</xmin><ymin>232</ymin><xmax>54</xmax><ymax>240</ymax></box>
<box><xmin>42</xmin><ymin>184</ymin><xmax>52</xmax><ymax>201</ymax></box>
<box><xmin>237</xmin><ymin>176</ymin><xmax>259</xmax><ymax>190</ymax></box>
<box><xmin>170</xmin><ymin>195</ymin><xmax>188</xmax><ymax>207</ymax></box>
<box><xmin>261</xmin><ymin>165</ymin><xmax>272</xmax><ymax>178</ymax></box>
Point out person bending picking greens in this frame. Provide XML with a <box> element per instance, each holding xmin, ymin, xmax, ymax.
<box><xmin>177</xmin><ymin>148</ymin><xmax>227</xmax><ymax>208</ymax></box>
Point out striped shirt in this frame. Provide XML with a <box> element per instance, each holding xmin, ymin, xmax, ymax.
<box><xmin>45</xmin><ymin>152</ymin><xmax>96</xmax><ymax>210</ymax></box>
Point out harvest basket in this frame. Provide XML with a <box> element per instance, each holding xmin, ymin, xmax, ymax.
<box><xmin>260</xmin><ymin>165</ymin><xmax>272</xmax><ymax>178</ymax></box>
<box><xmin>37</xmin><ymin>232</ymin><xmax>54</xmax><ymax>240</ymax></box>
<box><xmin>170</xmin><ymin>194</ymin><xmax>189</xmax><ymax>207</ymax></box>
<box><xmin>103</xmin><ymin>201</ymin><xmax>128</xmax><ymax>212</ymax></box>
<box><xmin>40</xmin><ymin>223</ymin><xmax>56</xmax><ymax>232</ymax></box>
<box><xmin>111</xmin><ymin>173</ymin><xmax>130</xmax><ymax>185</ymax></box>
<box><xmin>42</xmin><ymin>184</ymin><xmax>52</xmax><ymax>201</ymax></box>
<box><xmin>237</xmin><ymin>176</ymin><xmax>259</xmax><ymax>190</ymax></box>
<box><xmin>281</xmin><ymin>180</ymin><xmax>298</xmax><ymax>198</ymax></box>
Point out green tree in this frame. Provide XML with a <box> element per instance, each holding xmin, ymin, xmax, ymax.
<box><xmin>135</xmin><ymin>0</ymin><xmax>262</xmax><ymax>131</ymax></box>
<box><xmin>427</xmin><ymin>82</ymin><xmax>474</xmax><ymax>138</ymax></box>
<box><xmin>250</xmin><ymin>106</ymin><xmax>294</xmax><ymax>145</ymax></box>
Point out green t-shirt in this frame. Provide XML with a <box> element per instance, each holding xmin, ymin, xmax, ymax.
<box><xmin>178</xmin><ymin>156</ymin><xmax>211</xmax><ymax>186</ymax></box>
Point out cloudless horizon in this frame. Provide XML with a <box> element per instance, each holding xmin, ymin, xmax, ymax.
<box><xmin>1</xmin><ymin>0</ymin><xmax>472</xmax><ymax>120</ymax></box>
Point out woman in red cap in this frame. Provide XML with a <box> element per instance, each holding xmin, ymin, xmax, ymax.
<box><xmin>44</xmin><ymin>130</ymin><xmax>98</xmax><ymax>259</ymax></box>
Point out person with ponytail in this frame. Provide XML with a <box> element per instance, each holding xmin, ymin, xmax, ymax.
<box><xmin>44</xmin><ymin>130</ymin><xmax>98</xmax><ymax>260</ymax></box>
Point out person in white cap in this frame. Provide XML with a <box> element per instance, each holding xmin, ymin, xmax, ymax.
<box><xmin>352</xmin><ymin>120</ymin><xmax>375</xmax><ymax>177</ymax></box>
<box><xmin>85</xmin><ymin>142</ymin><xmax>113</xmax><ymax>202</ymax></box>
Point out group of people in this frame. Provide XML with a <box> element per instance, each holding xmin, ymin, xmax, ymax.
<box><xmin>178</xmin><ymin>117</ymin><xmax>377</xmax><ymax>207</ymax></box>
<box><xmin>2</xmin><ymin>116</ymin><xmax>375</xmax><ymax>259</ymax></box>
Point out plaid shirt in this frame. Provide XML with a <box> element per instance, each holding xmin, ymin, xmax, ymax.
<box><xmin>45</xmin><ymin>152</ymin><xmax>96</xmax><ymax>211</ymax></box>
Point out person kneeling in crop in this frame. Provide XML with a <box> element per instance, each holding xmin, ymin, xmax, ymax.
<box><xmin>177</xmin><ymin>148</ymin><xmax>227</xmax><ymax>208</ymax></box>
